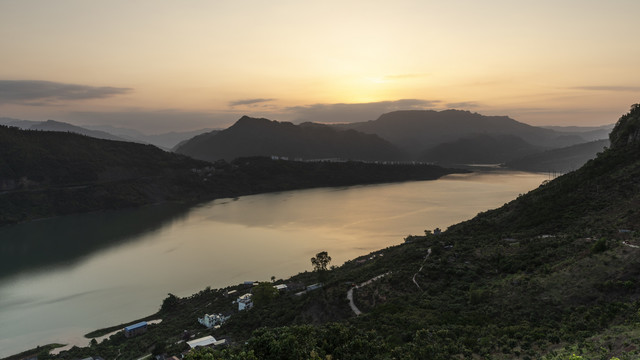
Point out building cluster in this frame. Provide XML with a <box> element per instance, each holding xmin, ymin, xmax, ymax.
<box><xmin>115</xmin><ymin>281</ymin><xmax>324</xmax><ymax>358</ymax></box>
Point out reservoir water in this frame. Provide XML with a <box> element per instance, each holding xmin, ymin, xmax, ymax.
<box><xmin>0</xmin><ymin>171</ymin><xmax>547</xmax><ymax>357</ymax></box>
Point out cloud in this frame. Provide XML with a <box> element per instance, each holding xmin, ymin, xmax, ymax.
<box><xmin>571</xmin><ymin>86</ymin><xmax>640</xmax><ymax>92</ymax></box>
<box><xmin>228</xmin><ymin>98</ymin><xmax>275</xmax><ymax>107</ymax></box>
<box><xmin>446</xmin><ymin>101</ymin><xmax>480</xmax><ymax>109</ymax></box>
<box><xmin>284</xmin><ymin>99</ymin><xmax>441</xmax><ymax>123</ymax></box>
<box><xmin>0</xmin><ymin>80</ymin><xmax>131</xmax><ymax>105</ymax></box>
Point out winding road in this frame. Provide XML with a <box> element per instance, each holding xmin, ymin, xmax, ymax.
<box><xmin>347</xmin><ymin>272</ymin><xmax>391</xmax><ymax>316</ymax></box>
<box><xmin>412</xmin><ymin>248</ymin><xmax>432</xmax><ymax>291</ymax></box>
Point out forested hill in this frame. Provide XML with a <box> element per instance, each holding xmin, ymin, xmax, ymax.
<box><xmin>334</xmin><ymin>109</ymin><xmax>586</xmax><ymax>156</ymax></box>
<box><xmin>174</xmin><ymin>116</ymin><xmax>406</xmax><ymax>162</ymax></box>
<box><xmin>43</xmin><ymin>105</ymin><xmax>640</xmax><ymax>360</ymax></box>
<box><xmin>451</xmin><ymin>105</ymin><xmax>640</xmax><ymax>236</ymax></box>
<box><xmin>0</xmin><ymin>125</ymin><xmax>462</xmax><ymax>225</ymax></box>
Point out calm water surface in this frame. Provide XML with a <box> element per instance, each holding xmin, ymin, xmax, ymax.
<box><xmin>0</xmin><ymin>171</ymin><xmax>547</xmax><ymax>357</ymax></box>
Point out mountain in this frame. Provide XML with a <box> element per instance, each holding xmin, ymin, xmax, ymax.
<box><xmin>334</xmin><ymin>110</ymin><xmax>588</xmax><ymax>157</ymax></box>
<box><xmin>18</xmin><ymin>105</ymin><xmax>640</xmax><ymax>360</ymax></box>
<box><xmin>175</xmin><ymin>116</ymin><xmax>406</xmax><ymax>162</ymax></box>
<box><xmin>542</xmin><ymin>124</ymin><xmax>614</xmax><ymax>141</ymax></box>
<box><xmin>85</xmin><ymin>124</ymin><xmax>218</xmax><ymax>149</ymax></box>
<box><xmin>0</xmin><ymin>125</ymin><xmax>214</xmax><ymax>224</ymax></box>
<box><xmin>0</xmin><ymin>126</ymin><xmax>461</xmax><ymax>225</ymax></box>
<box><xmin>505</xmin><ymin>138</ymin><xmax>609</xmax><ymax>173</ymax></box>
<box><xmin>420</xmin><ymin>133</ymin><xmax>544</xmax><ymax>165</ymax></box>
<box><xmin>30</xmin><ymin>120</ymin><xmax>126</xmax><ymax>141</ymax></box>
<box><xmin>0</xmin><ymin>117</ymin><xmax>41</xmax><ymax>129</ymax></box>
<box><xmin>0</xmin><ymin>118</ymin><xmax>127</xmax><ymax>142</ymax></box>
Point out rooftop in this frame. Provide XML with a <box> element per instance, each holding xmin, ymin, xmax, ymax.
<box><xmin>187</xmin><ymin>335</ymin><xmax>217</xmax><ymax>349</ymax></box>
<box><xmin>124</xmin><ymin>321</ymin><xmax>147</xmax><ymax>331</ymax></box>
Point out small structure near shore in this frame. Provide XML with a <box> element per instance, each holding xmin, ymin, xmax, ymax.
<box><xmin>237</xmin><ymin>293</ymin><xmax>253</xmax><ymax>311</ymax></box>
<box><xmin>198</xmin><ymin>313</ymin><xmax>229</xmax><ymax>328</ymax></box>
<box><xmin>124</xmin><ymin>321</ymin><xmax>147</xmax><ymax>338</ymax></box>
<box><xmin>187</xmin><ymin>335</ymin><xmax>217</xmax><ymax>349</ymax></box>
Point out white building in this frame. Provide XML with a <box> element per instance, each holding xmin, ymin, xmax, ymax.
<box><xmin>198</xmin><ymin>313</ymin><xmax>229</xmax><ymax>328</ymax></box>
<box><xmin>187</xmin><ymin>335</ymin><xmax>217</xmax><ymax>349</ymax></box>
<box><xmin>237</xmin><ymin>293</ymin><xmax>253</xmax><ymax>311</ymax></box>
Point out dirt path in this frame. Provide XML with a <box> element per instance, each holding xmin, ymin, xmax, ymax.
<box><xmin>623</xmin><ymin>241</ymin><xmax>639</xmax><ymax>249</ymax></box>
<box><xmin>412</xmin><ymin>248</ymin><xmax>432</xmax><ymax>291</ymax></box>
<box><xmin>347</xmin><ymin>272</ymin><xmax>391</xmax><ymax>316</ymax></box>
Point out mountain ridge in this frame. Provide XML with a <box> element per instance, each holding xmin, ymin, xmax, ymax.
<box><xmin>175</xmin><ymin>116</ymin><xmax>407</xmax><ymax>162</ymax></box>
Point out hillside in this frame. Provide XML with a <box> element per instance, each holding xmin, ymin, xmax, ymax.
<box><xmin>39</xmin><ymin>105</ymin><xmax>640</xmax><ymax>360</ymax></box>
<box><xmin>505</xmin><ymin>139</ymin><xmax>609</xmax><ymax>173</ymax></box>
<box><xmin>420</xmin><ymin>133</ymin><xmax>544</xmax><ymax>165</ymax></box>
<box><xmin>174</xmin><ymin>116</ymin><xmax>406</xmax><ymax>162</ymax></box>
<box><xmin>0</xmin><ymin>125</ymin><xmax>213</xmax><ymax>224</ymax></box>
<box><xmin>334</xmin><ymin>109</ymin><xmax>587</xmax><ymax>156</ymax></box>
<box><xmin>0</xmin><ymin>118</ymin><xmax>127</xmax><ymax>141</ymax></box>
<box><xmin>0</xmin><ymin>126</ymin><xmax>460</xmax><ymax>225</ymax></box>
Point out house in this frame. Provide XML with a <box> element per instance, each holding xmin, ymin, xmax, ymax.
<box><xmin>237</xmin><ymin>293</ymin><xmax>253</xmax><ymax>311</ymax></box>
<box><xmin>273</xmin><ymin>284</ymin><xmax>288</xmax><ymax>292</ymax></box>
<box><xmin>124</xmin><ymin>321</ymin><xmax>148</xmax><ymax>338</ymax></box>
<box><xmin>198</xmin><ymin>313</ymin><xmax>229</xmax><ymax>328</ymax></box>
<box><xmin>187</xmin><ymin>335</ymin><xmax>217</xmax><ymax>349</ymax></box>
<box><xmin>306</xmin><ymin>283</ymin><xmax>323</xmax><ymax>291</ymax></box>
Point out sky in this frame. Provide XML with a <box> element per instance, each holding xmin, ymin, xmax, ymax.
<box><xmin>1</xmin><ymin>0</ymin><xmax>639</xmax><ymax>134</ymax></box>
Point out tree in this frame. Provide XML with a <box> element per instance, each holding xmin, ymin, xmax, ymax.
<box><xmin>160</xmin><ymin>293</ymin><xmax>179</xmax><ymax>312</ymax></box>
<box><xmin>252</xmin><ymin>282</ymin><xmax>278</xmax><ymax>306</ymax></box>
<box><xmin>311</xmin><ymin>251</ymin><xmax>331</xmax><ymax>272</ymax></box>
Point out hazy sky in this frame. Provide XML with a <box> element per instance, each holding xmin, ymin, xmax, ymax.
<box><xmin>1</xmin><ymin>0</ymin><xmax>639</xmax><ymax>133</ymax></box>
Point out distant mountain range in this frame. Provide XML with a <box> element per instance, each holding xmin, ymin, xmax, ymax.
<box><xmin>505</xmin><ymin>139</ymin><xmax>609</xmax><ymax>173</ymax></box>
<box><xmin>2</xmin><ymin>111</ymin><xmax>614</xmax><ymax>168</ymax></box>
<box><xmin>85</xmin><ymin>124</ymin><xmax>218</xmax><ymax>150</ymax></box>
<box><xmin>0</xmin><ymin>118</ymin><xmax>126</xmax><ymax>142</ymax></box>
<box><xmin>174</xmin><ymin>116</ymin><xmax>406</xmax><ymax>162</ymax></box>
<box><xmin>0</xmin><ymin>117</ymin><xmax>214</xmax><ymax>149</ymax></box>
<box><xmin>175</xmin><ymin>110</ymin><xmax>612</xmax><ymax>166</ymax></box>
<box><xmin>332</xmin><ymin>110</ymin><xmax>591</xmax><ymax>156</ymax></box>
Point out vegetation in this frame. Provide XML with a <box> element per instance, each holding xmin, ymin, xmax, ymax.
<box><xmin>175</xmin><ymin>116</ymin><xmax>407</xmax><ymax>162</ymax></box>
<box><xmin>6</xmin><ymin>105</ymin><xmax>640</xmax><ymax>360</ymax></box>
<box><xmin>0</xmin><ymin>125</ymin><xmax>464</xmax><ymax>225</ymax></box>
<box><xmin>311</xmin><ymin>251</ymin><xmax>332</xmax><ymax>272</ymax></box>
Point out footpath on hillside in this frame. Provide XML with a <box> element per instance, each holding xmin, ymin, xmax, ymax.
<box><xmin>347</xmin><ymin>272</ymin><xmax>391</xmax><ymax>316</ymax></box>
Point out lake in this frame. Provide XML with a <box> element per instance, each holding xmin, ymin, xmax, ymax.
<box><xmin>0</xmin><ymin>170</ymin><xmax>547</xmax><ymax>357</ymax></box>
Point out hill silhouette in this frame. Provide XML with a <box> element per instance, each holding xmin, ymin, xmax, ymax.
<box><xmin>505</xmin><ymin>138</ymin><xmax>609</xmax><ymax>173</ymax></box>
<box><xmin>420</xmin><ymin>133</ymin><xmax>543</xmax><ymax>165</ymax></box>
<box><xmin>334</xmin><ymin>110</ymin><xmax>589</xmax><ymax>157</ymax></box>
<box><xmin>175</xmin><ymin>116</ymin><xmax>406</xmax><ymax>162</ymax></box>
<box><xmin>0</xmin><ymin>126</ymin><xmax>460</xmax><ymax>225</ymax></box>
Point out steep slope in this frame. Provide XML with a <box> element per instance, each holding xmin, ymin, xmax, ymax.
<box><xmin>0</xmin><ymin>125</ymin><xmax>213</xmax><ymax>224</ymax></box>
<box><xmin>335</xmin><ymin>109</ymin><xmax>585</xmax><ymax>156</ymax></box>
<box><xmin>175</xmin><ymin>116</ymin><xmax>406</xmax><ymax>162</ymax></box>
<box><xmin>41</xmin><ymin>105</ymin><xmax>640</xmax><ymax>360</ymax></box>
<box><xmin>165</xmin><ymin>105</ymin><xmax>640</xmax><ymax>360</ymax></box>
<box><xmin>420</xmin><ymin>133</ymin><xmax>544</xmax><ymax>165</ymax></box>
<box><xmin>505</xmin><ymin>139</ymin><xmax>609</xmax><ymax>173</ymax></box>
